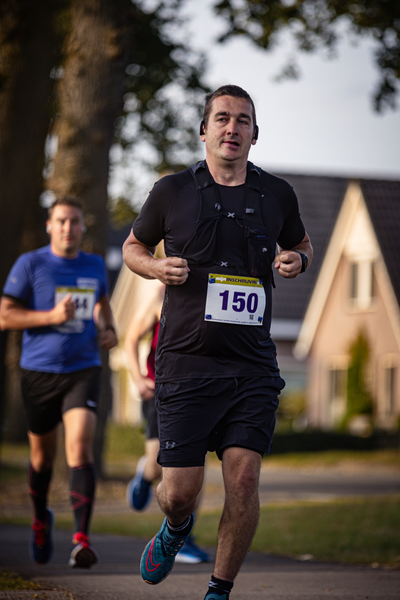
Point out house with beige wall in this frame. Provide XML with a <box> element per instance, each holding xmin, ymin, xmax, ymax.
<box><xmin>295</xmin><ymin>179</ymin><xmax>400</xmax><ymax>431</ymax></box>
<box><xmin>109</xmin><ymin>267</ymin><xmax>158</xmax><ymax>425</ymax></box>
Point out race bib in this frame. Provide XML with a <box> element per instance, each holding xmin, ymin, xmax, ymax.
<box><xmin>54</xmin><ymin>287</ymin><xmax>95</xmax><ymax>333</ymax></box>
<box><xmin>205</xmin><ymin>274</ymin><xmax>265</xmax><ymax>326</ymax></box>
<box><xmin>55</xmin><ymin>287</ymin><xmax>95</xmax><ymax>320</ymax></box>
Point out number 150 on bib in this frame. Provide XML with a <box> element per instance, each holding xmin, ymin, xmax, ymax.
<box><xmin>204</xmin><ymin>274</ymin><xmax>265</xmax><ymax>326</ymax></box>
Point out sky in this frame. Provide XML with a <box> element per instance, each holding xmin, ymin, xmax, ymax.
<box><xmin>181</xmin><ymin>0</ymin><xmax>400</xmax><ymax>180</ymax></box>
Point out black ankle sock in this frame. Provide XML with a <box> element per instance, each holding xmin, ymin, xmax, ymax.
<box><xmin>208</xmin><ymin>575</ymin><xmax>233</xmax><ymax>596</ymax></box>
<box><xmin>69</xmin><ymin>464</ymin><xmax>96</xmax><ymax>535</ymax></box>
<box><xmin>28</xmin><ymin>463</ymin><xmax>52</xmax><ymax>522</ymax></box>
<box><xmin>167</xmin><ymin>513</ymin><xmax>194</xmax><ymax>537</ymax></box>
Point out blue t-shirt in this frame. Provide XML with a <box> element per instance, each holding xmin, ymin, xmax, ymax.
<box><xmin>3</xmin><ymin>245</ymin><xmax>108</xmax><ymax>373</ymax></box>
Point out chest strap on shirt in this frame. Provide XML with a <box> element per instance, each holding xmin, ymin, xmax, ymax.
<box><xmin>187</xmin><ymin>161</ymin><xmax>274</xmax><ymax>283</ymax></box>
<box><xmin>190</xmin><ymin>160</ymin><xmax>265</xmax><ymax>228</ymax></box>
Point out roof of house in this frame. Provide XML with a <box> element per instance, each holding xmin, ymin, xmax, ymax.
<box><xmin>270</xmin><ymin>173</ymin><xmax>347</xmax><ymax>321</ymax></box>
<box><xmin>361</xmin><ymin>179</ymin><xmax>400</xmax><ymax>307</ymax></box>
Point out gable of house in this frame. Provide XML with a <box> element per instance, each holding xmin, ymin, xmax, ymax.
<box><xmin>268</xmin><ymin>173</ymin><xmax>347</xmax><ymax>391</ymax></box>
<box><xmin>271</xmin><ymin>173</ymin><xmax>347</xmax><ymax>328</ymax></box>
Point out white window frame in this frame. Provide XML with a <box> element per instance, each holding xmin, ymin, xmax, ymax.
<box><xmin>348</xmin><ymin>259</ymin><xmax>376</xmax><ymax>310</ymax></box>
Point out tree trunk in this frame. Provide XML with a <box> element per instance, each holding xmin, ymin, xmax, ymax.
<box><xmin>0</xmin><ymin>0</ymin><xmax>66</xmax><ymax>287</ymax></box>
<box><xmin>47</xmin><ymin>0</ymin><xmax>135</xmax><ymax>476</ymax></box>
<box><xmin>47</xmin><ymin>0</ymin><xmax>135</xmax><ymax>254</ymax></box>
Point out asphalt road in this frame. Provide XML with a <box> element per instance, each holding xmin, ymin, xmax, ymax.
<box><xmin>1</xmin><ymin>523</ymin><xmax>400</xmax><ymax>600</ymax></box>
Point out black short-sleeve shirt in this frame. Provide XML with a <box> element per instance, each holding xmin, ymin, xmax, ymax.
<box><xmin>133</xmin><ymin>161</ymin><xmax>305</xmax><ymax>382</ymax></box>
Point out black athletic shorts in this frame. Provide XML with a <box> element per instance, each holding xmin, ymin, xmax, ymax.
<box><xmin>142</xmin><ymin>396</ymin><xmax>159</xmax><ymax>440</ymax></box>
<box><xmin>155</xmin><ymin>375</ymin><xmax>285</xmax><ymax>467</ymax></box>
<box><xmin>21</xmin><ymin>367</ymin><xmax>101</xmax><ymax>435</ymax></box>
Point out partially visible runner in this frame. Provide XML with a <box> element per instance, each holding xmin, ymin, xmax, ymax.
<box><xmin>123</xmin><ymin>85</ymin><xmax>313</xmax><ymax>600</ymax></box>
<box><xmin>125</xmin><ymin>277</ymin><xmax>210</xmax><ymax>563</ymax></box>
<box><xmin>0</xmin><ymin>197</ymin><xmax>118</xmax><ymax>569</ymax></box>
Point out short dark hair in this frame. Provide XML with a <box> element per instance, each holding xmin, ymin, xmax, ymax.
<box><xmin>48</xmin><ymin>196</ymin><xmax>83</xmax><ymax>218</ymax></box>
<box><xmin>202</xmin><ymin>85</ymin><xmax>257</xmax><ymax>129</ymax></box>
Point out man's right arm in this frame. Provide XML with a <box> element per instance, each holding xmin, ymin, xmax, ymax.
<box><xmin>0</xmin><ymin>295</ymin><xmax>75</xmax><ymax>331</ymax></box>
<box><xmin>122</xmin><ymin>231</ymin><xmax>189</xmax><ymax>286</ymax></box>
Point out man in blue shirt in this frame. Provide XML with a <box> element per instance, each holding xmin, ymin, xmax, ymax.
<box><xmin>0</xmin><ymin>197</ymin><xmax>117</xmax><ymax>568</ymax></box>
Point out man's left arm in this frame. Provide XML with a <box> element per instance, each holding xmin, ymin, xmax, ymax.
<box><xmin>93</xmin><ymin>295</ymin><xmax>118</xmax><ymax>350</ymax></box>
<box><xmin>274</xmin><ymin>232</ymin><xmax>313</xmax><ymax>279</ymax></box>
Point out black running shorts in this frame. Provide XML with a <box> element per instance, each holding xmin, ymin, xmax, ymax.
<box><xmin>21</xmin><ymin>367</ymin><xmax>101</xmax><ymax>435</ymax></box>
<box><xmin>155</xmin><ymin>376</ymin><xmax>285</xmax><ymax>467</ymax></box>
<box><xmin>141</xmin><ymin>396</ymin><xmax>159</xmax><ymax>440</ymax></box>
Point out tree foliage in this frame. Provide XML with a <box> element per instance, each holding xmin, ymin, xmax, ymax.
<box><xmin>212</xmin><ymin>0</ymin><xmax>400</xmax><ymax>112</ymax></box>
<box><xmin>108</xmin><ymin>0</ymin><xmax>209</xmax><ymax>208</ymax></box>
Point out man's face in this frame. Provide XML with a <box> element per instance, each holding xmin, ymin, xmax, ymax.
<box><xmin>47</xmin><ymin>205</ymin><xmax>84</xmax><ymax>258</ymax></box>
<box><xmin>201</xmin><ymin>95</ymin><xmax>257</xmax><ymax>167</ymax></box>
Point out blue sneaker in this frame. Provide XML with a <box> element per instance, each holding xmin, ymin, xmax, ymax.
<box><xmin>30</xmin><ymin>508</ymin><xmax>54</xmax><ymax>564</ymax></box>
<box><xmin>204</xmin><ymin>593</ymin><xmax>229</xmax><ymax>600</ymax></box>
<box><xmin>140</xmin><ymin>515</ymin><xmax>194</xmax><ymax>584</ymax></box>
<box><xmin>175</xmin><ymin>535</ymin><xmax>211</xmax><ymax>563</ymax></box>
<box><xmin>126</xmin><ymin>456</ymin><xmax>152</xmax><ymax>511</ymax></box>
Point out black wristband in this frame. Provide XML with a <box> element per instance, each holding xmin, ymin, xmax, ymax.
<box><xmin>294</xmin><ymin>250</ymin><xmax>308</xmax><ymax>273</ymax></box>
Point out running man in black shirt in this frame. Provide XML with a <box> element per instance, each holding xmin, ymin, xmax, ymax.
<box><xmin>123</xmin><ymin>85</ymin><xmax>313</xmax><ymax>600</ymax></box>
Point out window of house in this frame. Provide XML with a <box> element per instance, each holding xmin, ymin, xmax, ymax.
<box><xmin>383</xmin><ymin>366</ymin><xmax>396</xmax><ymax>416</ymax></box>
<box><xmin>350</xmin><ymin>263</ymin><xmax>358</xmax><ymax>300</ymax></box>
<box><xmin>349</xmin><ymin>260</ymin><xmax>375</xmax><ymax>309</ymax></box>
<box><xmin>328</xmin><ymin>367</ymin><xmax>347</xmax><ymax>425</ymax></box>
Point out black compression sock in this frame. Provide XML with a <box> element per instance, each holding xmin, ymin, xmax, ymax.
<box><xmin>69</xmin><ymin>463</ymin><xmax>96</xmax><ymax>535</ymax></box>
<box><xmin>28</xmin><ymin>463</ymin><xmax>52</xmax><ymax>522</ymax></box>
<box><xmin>167</xmin><ymin>513</ymin><xmax>194</xmax><ymax>537</ymax></box>
<box><xmin>208</xmin><ymin>575</ymin><xmax>233</xmax><ymax>597</ymax></box>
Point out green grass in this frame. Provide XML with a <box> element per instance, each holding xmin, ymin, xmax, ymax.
<box><xmin>253</xmin><ymin>496</ymin><xmax>400</xmax><ymax>566</ymax></box>
<box><xmin>0</xmin><ymin>462</ymin><xmax>27</xmax><ymax>483</ymax></box>
<box><xmin>0</xmin><ymin>569</ymin><xmax>42</xmax><ymax>591</ymax></box>
<box><xmin>93</xmin><ymin>495</ymin><xmax>400</xmax><ymax>567</ymax></box>
<box><xmin>104</xmin><ymin>423</ymin><xmax>146</xmax><ymax>460</ymax></box>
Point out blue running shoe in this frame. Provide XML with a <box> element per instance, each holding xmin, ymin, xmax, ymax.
<box><xmin>175</xmin><ymin>535</ymin><xmax>211</xmax><ymax>563</ymax></box>
<box><xmin>126</xmin><ymin>456</ymin><xmax>152</xmax><ymax>511</ymax></box>
<box><xmin>140</xmin><ymin>515</ymin><xmax>194</xmax><ymax>584</ymax></box>
<box><xmin>204</xmin><ymin>593</ymin><xmax>229</xmax><ymax>600</ymax></box>
<box><xmin>30</xmin><ymin>508</ymin><xmax>54</xmax><ymax>564</ymax></box>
